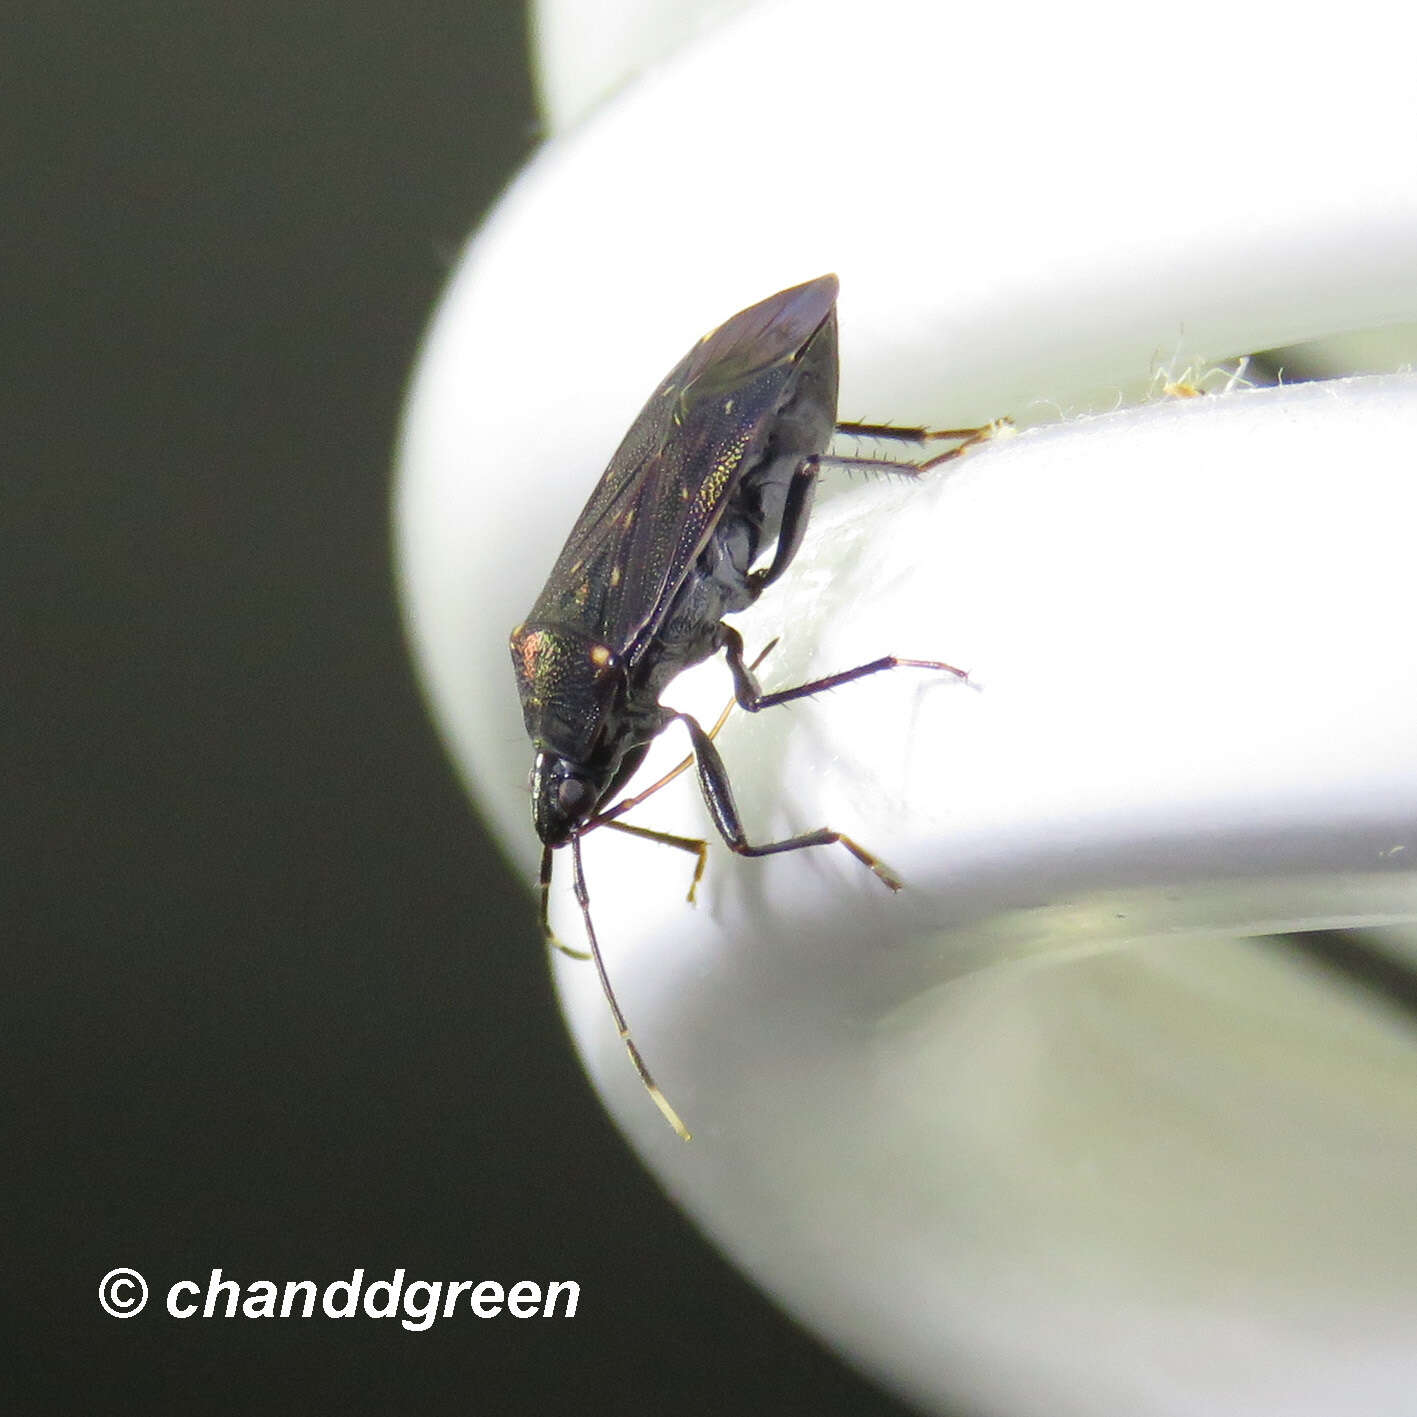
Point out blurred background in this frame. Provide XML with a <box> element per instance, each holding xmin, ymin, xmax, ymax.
<box><xmin>7</xmin><ymin>3</ymin><xmax>927</xmax><ymax>1411</ymax></box>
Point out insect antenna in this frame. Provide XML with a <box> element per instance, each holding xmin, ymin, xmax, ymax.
<box><xmin>570</xmin><ymin>833</ymin><xmax>692</xmax><ymax>1141</ymax></box>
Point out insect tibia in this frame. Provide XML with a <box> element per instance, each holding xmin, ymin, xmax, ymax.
<box><xmin>746</xmin><ymin>654</ymin><xmax>969</xmax><ymax>712</ymax></box>
<box><xmin>599</xmin><ymin>817</ymin><xmax>708</xmax><ymax>904</ymax></box>
<box><xmin>834</xmin><ymin>415</ymin><xmax>1014</xmax><ymax>445</ymax></box>
<box><xmin>827</xmin><ymin>414</ymin><xmax>1014</xmax><ymax>477</ymax></box>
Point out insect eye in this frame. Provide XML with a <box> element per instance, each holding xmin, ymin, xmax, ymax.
<box><xmin>557</xmin><ymin>777</ymin><xmax>593</xmax><ymax>818</ymax></box>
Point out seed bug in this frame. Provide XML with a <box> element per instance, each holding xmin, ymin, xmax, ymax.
<box><xmin>510</xmin><ymin>274</ymin><xmax>1006</xmax><ymax>1137</ymax></box>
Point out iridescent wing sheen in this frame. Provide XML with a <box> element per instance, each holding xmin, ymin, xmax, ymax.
<box><xmin>524</xmin><ymin>275</ymin><xmax>839</xmax><ymax>658</ymax></box>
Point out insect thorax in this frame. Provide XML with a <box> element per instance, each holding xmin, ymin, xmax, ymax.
<box><xmin>507</xmin><ymin>621</ymin><xmax>622</xmax><ymax>754</ymax></box>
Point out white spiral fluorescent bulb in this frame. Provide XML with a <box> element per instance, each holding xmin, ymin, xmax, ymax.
<box><xmin>397</xmin><ymin>2</ymin><xmax>1417</xmax><ymax>1413</ymax></box>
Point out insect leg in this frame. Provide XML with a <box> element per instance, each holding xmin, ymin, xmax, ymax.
<box><xmin>600</xmin><ymin>817</ymin><xmax>710</xmax><ymax>903</ymax></box>
<box><xmin>583</xmin><ymin>640</ymin><xmax>781</xmax><ymax>905</ymax></box>
<box><xmin>717</xmin><ymin>622</ymin><xmax>967</xmax><ymax>712</ymax></box>
<box><xmin>665</xmin><ymin>708</ymin><xmax>904</xmax><ymax>892</ymax></box>
<box><xmin>836</xmin><ymin>418</ymin><xmax>1004</xmax><ymax>442</ymax></box>
<box><xmin>570</xmin><ymin>834</ymin><xmax>692</xmax><ymax>1140</ymax></box>
<box><xmin>591</xmin><ymin>638</ymin><xmax>778</xmax><ymax>828</ymax></box>
<box><xmin>747</xmin><ymin>457</ymin><xmax>820</xmax><ymax>595</ymax></box>
<box><xmin>828</xmin><ymin>416</ymin><xmax>1012</xmax><ymax>476</ymax></box>
<box><xmin>540</xmin><ymin>845</ymin><xmax>590</xmax><ymax>960</ymax></box>
<box><xmin>543</xmin><ymin>827</ymin><xmax>710</xmax><ymax>957</ymax></box>
<box><xmin>747</xmin><ymin>420</ymin><xmax>1000</xmax><ymax>598</ymax></box>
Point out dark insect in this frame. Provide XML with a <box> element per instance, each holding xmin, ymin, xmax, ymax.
<box><xmin>510</xmin><ymin>275</ymin><xmax>1005</xmax><ymax>1137</ymax></box>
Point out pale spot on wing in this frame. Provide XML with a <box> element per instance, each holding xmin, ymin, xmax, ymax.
<box><xmin>514</xmin><ymin>628</ymin><xmax>545</xmax><ymax>676</ymax></box>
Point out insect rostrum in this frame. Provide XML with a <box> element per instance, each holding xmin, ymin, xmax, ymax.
<box><xmin>510</xmin><ymin>274</ymin><xmax>1004</xmax><ymax>1138</ymax></box>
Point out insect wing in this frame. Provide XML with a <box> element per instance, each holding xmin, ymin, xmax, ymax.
<box><xmin>669</xmin><ymin>273</ymin><xmax>838</xmax><ymax>405</ymax></box>
<box><xmin>524</xmin><ymin>276</ymin><xmax>840</xmax><ymax>657</ymax></box>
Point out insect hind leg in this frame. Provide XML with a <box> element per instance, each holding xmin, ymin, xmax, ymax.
<box><xmin>829</xmin><ymin>416</ymin><xmax>1012</xmax><ymax>476</ymax></box>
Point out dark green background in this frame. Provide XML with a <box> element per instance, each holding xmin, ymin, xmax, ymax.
<box><xmin>7</xmin><ymin>4</ymin><xmax>924</xmax><ymax>1412</ymax></box>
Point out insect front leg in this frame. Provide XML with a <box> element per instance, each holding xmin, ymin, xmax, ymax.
<box><xmin>600</xmin><ymin>817</ymin><xmax>710</xmax><ymax>903</ymax></box>
<box><xmin>663</xmin><ymin>707</ymin><xmax>904</xmax><ymax>892</ymax></box>
<box><xmin>540</xmin><ymin>845</ymin><xmax>591</xmax><ymax>960</ymax></box>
